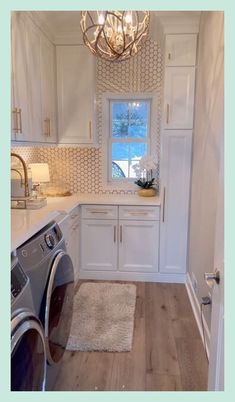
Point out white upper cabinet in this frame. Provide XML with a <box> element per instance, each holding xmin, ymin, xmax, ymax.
<box><xmin>25</xmin><ymin>17</ymin><xmax>43</xmax><ymax>142</ymax></box>
<box><xmin>40</xmin><ymin>35</ymin><xmax>57</xmax><ymax>143</ymax></box>
<box><xmin>56</xmin><ymin>45</ymin><xmax>96</xmax><ymax>144</ymax></box>
<box><xmin>11</xmin><ymin>12</ymin><xmax>57</xmax><ymax>144</ymax></box>
<box><xmin>165</xmin><ymin>34</ymin><xmax>197</xmax><ymax>66</ymax></box>
<box><xmin>163</xmin><ymin>66</ymin><xmax>195</xmax><ymax>129</ymax></box>
<box><xmin>11</xmin><ymin>12</ymin><xmax>31</xmax><ymax>141</ymax></box>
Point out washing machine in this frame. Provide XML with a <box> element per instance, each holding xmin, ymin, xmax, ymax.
<box><xmin>11</xmin><ymin>255</ymin><xmax>47</xmax><ymax>391</ymax></box>
<box><xmin>16</xmin><ymin>221</ymin><xmax>74</xmax><ymax>390</ymax></box>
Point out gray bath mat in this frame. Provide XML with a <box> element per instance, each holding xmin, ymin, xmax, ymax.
<box><xmin>66</xmin><ymin>282</ymin><xmax>136</xmax><ymax>352</ymax></box>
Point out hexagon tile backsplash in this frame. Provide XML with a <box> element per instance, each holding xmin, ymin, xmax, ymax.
<box><xmin>11</xmin><ymin>38</ymin><xmax>162</xmax><ymax>195</ymax></box>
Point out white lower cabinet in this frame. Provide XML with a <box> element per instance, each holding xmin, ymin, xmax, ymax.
<box><xmin>80</xmin><ymin>205</ymin><xmax>160</xmax><ymax>281</ymax></box>
<box><xmin>119</xmin><ymin>220</ymin><xmax>159</xmax><ymax>273</ymax></box>
<box><xmin>81</xmin><ymin>219</ymin><xmax>118</xmax><ymax>271</ymax></box>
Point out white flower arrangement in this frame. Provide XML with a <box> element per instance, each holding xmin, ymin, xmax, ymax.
<box><xmin>132</xmin><ymin>154</ymin><xmax>158</xmax><ymax>189</ymax></box>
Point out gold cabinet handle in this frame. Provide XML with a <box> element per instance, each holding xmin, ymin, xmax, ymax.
<box><xmin>89</xmin><ymin>120</ymin><xmax>92</xmax><ymax>139</ymax></box>
<box><xmin>166</xmin><ymin>104</ymin><xmax>170</xmax><ymax>124</ymax></box>
<box><xmin>18</xmin><ymin>108</ymin><xmax>22</xmax><ymax>133</ymax></box>
<box><xmin>44</xmin><ymin>119</ymin><xmax>48</xmax><ymax>136</ymax></box>
<box><xmin>114</xmin><ymin>225</ymin><xmax>116</xmax><ymax>243</ymax></box>
<box><xmin>162</xmin><ymin>187</ymin><xmax>166</xmax><ymax>223</ymax></box>
<box><xmin>120</xmin><ymin>225</ymin><xmax>122</xmax><ymax>243</ymax></box>
<box><xmin>47</xmin><ymin>118</ymin><xmax>51</xmax><ymax>137</ymax></box>
<box><xmin>167</xmin><ymin>52</ymin><xmax>171</xmax><ymax>61</ymax></box>
<box><xmin>12</xmin><ymin>108</ymin><xmax>18</xmax><ymax>132</ymax></box>
<box><xmin>44</xmin><ymin>118</ymin><xmax>51</xmax><ymax>137</ymax></box>
<box><xmin>12</xmin><ymin>108</ymin><xmax>22</xmax><ymax>133</ymax></box>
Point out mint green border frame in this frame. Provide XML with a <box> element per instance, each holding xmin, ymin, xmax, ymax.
<box><xmin>1</xmin><ymin>1</ymin><xmax>233</xmax><ymax>401</ymax></box>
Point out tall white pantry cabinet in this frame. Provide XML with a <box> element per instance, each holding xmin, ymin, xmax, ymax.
<box><xmin>160</xmin><ymin>33</ymin><xmax>197</xmax><ymax>276</ymax></box>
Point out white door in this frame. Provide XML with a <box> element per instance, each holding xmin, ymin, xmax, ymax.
<box><xmin>119</xmin><ymin>220</ymin><xmax>159</xmax><ymax>273</ymax></box>
<box><xmin>164</xmin><ymin>67</ymin><xmax>195</xmax><ymax>129</ymax></box>
<box><xmin>207</xmin><ymin>131</ymin><xmax>224</xmax><ymax>391</ymax></box>
<box><xmin>160</xmin><ymin>130</ymin><xmax>192</xmax><ymax>274</ymax></box>
<box><xmin>81</xmin><ymin>219</ymin><xmax>117</xmax><ymax>271</ymax></box>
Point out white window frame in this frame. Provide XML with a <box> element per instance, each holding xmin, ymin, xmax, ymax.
<box><xmin>102</xmin><ymin>92</ymin><xmax>158</xmax><ymax>190</ymax></box>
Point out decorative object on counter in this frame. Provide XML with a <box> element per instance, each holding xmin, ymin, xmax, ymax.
<box><xmin>29</xmin><ymin>163</ymin><xmax>50</xmax><ymax>196</ymax></box>
<box><xmin>67</xmin><ymin>282</ymin><xmax>136</xmax><ymax>352</ymax></box>
<box><xmin>133</xmin><ymin>154</ymin><xmax>158</xmax><ymax>197</ymax></box>
<box><xmin>41</xmin><ymin>186</ymin><xmax>72</xmax><ymax>197</ymax></box>
<box><xmin>80</xmin><ymin>11</ymin><xmax>150</xmax><ymax>62</ymax></box>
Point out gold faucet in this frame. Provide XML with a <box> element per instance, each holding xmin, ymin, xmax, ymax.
<box><xmin>11</xmin><ymin>152</ymin><xmax>30</xmax><ymax>197</ymax></box>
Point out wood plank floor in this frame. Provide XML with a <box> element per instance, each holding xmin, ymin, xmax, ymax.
<box><xmin>54</xmin><ymin>281</ymin><xmax>208</xmax><ymax>391</ymax></box>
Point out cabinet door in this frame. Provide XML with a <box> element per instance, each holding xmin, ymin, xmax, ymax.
<box><xmin>165</xmin><ymin>34</ymin><xmax>197</xmax><ymax>66</ymax></box>
<box><xmin>119</xmin><ymin>220</ymin><xmax>159</xmax><ymax>273</ymax></box>
<box><xmin>58</xmin><ymin>213</ymin><xmax>80</xmax><ymax>283</ymax></box>
<box><xmin>81</xmin><ymin>219</ymin><xmax>117</xmax><ymax>271</ymax></box>
<box><xmin>11</xmin><ymin>12</ymin><xmax>31</xmax><ymax>141</ymax></box>
<box><xmin>40</xmin><ymin>35</ymin><xmax>57</xmax><ymax>143</ymax></box>
<box><xmin>57</xmin><ymin>45</ymin><xmax>96</xmax><ymax>144</ymax></box>
<box><xmin>70</xmin><ymin>220</ymin><xmax>80</xmax><ymax>283</ymax></box>
<box><xmin>160</xmin><ymin>130</ymin><xmax>192</xmax><ymax>274</ymax></box>
<box><xmin>25</xmin><ymin>16</ymin><xmax>43</xmax><ymax>142</ymax></box>
<box><xmin>164</xmin><ymin>67</ymin><xmax>195</xmax><ymax>129</ymax></box>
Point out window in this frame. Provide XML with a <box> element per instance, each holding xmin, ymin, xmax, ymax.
<box><xmin>108</xmin><ymin>99</ymin><xmax>151</xmax><ymax>181</ymax></box>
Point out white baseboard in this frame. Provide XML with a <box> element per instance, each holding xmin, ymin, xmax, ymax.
<box><xmin>79</xmin><ymin>270</ymin><xmax>186</xmax><ymax>283</ymax></box>
<box><xmin>186</xmin><ymin>273</ymin><xmax>210</xmax><ymax>358</ymax></box>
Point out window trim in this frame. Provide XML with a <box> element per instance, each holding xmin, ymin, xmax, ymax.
<box><xmin>102</xmin><ymin>92</ymin><xmax>158</xmax><ymax>190</ymax></box>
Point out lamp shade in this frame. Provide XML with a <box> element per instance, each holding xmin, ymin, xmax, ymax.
<box><xmin>29</xmin><ymin>163</ymin><xmax>50</xmax><ymax>183</ymax></box>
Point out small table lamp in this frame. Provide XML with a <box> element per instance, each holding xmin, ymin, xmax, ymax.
<box><xmin>29</xmin><ymin>163</ymin><xmax>50</xmax><ymax>197</ymax></box>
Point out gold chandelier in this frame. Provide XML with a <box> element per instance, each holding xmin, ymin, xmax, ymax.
<box><xmin>80</xmin><ymin>11</ymin><xmax>150</xmax><ymax>62</ymax></box>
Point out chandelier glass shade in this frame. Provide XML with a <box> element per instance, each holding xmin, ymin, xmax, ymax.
<box><xmin>80</xmin><ymin>11</ymin><xmax>150</xmax><ymax>62</ymax></box>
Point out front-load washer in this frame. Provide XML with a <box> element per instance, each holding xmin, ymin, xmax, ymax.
<box><xmin>16</xmin><ymin>221</ymin><xmax>74</xmax><ymax>390</ymax></box>
<box><xmin>11</xmin><ymin>255</ymin><xmax>47</xmax><ymax>391</ymax></box>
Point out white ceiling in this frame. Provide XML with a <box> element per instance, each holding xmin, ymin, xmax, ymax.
<box><xmin>29</xmin><ymin>11</ymin><xmax>201</xmax><ymax>45</ymax></box>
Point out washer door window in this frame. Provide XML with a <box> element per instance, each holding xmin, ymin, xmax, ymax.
<box><xmin>44</xmin><ymin>251</ymin><xmax>74</xmax><ymax>365</ymax></box>
<box><xmin>11</xmin><ymin>315</ymin><xmax>46</xmax><ymax>391</ymax></box>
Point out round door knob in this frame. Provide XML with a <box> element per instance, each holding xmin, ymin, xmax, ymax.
<box><xmin>45</xmin><ymin>234</ymin><xmax>55</xmax><ymax>249</ymax></box>
<box><xmin>204</xmin><ymin>269</ymin><xmax>220</xmax><ymax>288</ymax></box>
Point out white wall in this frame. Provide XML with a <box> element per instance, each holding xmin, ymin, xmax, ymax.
<box><xmin>188</xmin><ymin>11</ymin><xmax>224</xmax><ymax>328</ymax></box>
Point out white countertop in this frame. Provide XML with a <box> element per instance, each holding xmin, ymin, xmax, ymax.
<box><xmin>11</xmin><ymin>193</ymin><xmax>160</xmax><ymax>251</ymax></box>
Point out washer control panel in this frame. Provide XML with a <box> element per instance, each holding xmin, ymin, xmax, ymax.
<box><xmin>45</xmin><ymin>233</ymin><xmax>56</xmax><ymax>249</ymax></box>
<box><xmin>11</xmin><ymin>261</ymin><xmax>28</xmax><ymax>299</ymax></box>
<box><xmin>17</xmin><ymin>222</ymin><xmax>63</xmax><ymax>270</ymax></box>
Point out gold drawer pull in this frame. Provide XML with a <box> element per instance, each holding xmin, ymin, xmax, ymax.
<box><xmin>89</xmin><ymin>210</ymin><xmax>109</xmax><ymax>214</ymax></box>
<box><xmin>168</xmin><ymin>52</ymin><xmax>171</xmax><ymax>61</ymax></box>
<box><xmin>128</xmin><ymin>212</ymin><xmax>149</xmax><ymax>216</ymax></box>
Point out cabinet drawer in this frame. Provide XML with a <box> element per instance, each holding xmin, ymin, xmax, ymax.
<box><xmin>119</xmin><ymin>206</ymin><xmax>160</xmax><ymax>221</ymax></box>
<box><xmin>81</xmin><ymin>205</ymin><xmax>118</xmax><ymax>220</ymax></box>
